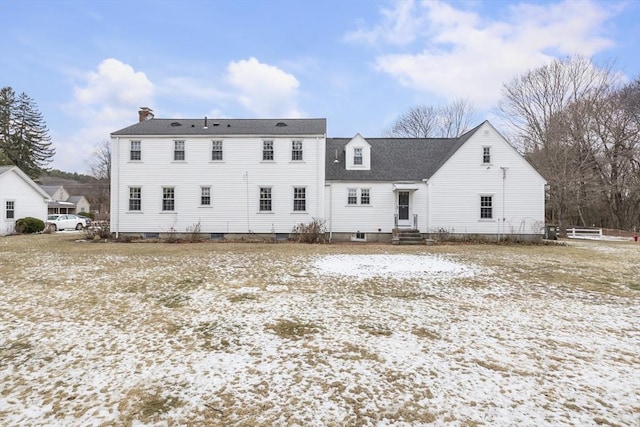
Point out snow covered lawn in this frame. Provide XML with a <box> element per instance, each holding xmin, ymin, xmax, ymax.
<box><xmin>0</xmin><ymin>235</ymin><xmax>638</xmax><ymax>426</ymax></box>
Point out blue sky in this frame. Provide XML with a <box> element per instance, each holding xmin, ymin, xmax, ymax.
<box><xmin>1</xmin><ymin>0</ymin><xmax>639</xmax><ymax>173</ymax></box>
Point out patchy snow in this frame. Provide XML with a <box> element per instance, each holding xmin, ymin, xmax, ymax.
<box><xmin>313</xmin><ymin>253</ymin><xmax>478</xmax><ymax>280</ymax></box>
<box><xmin>0</xmin><ymin>248</ymin><xmax>638</xmax><ymax>426</ymax></box>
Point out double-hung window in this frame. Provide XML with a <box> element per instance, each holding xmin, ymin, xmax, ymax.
<box><xmin>347</xmin><ymin>189</ymin><xmax>357</xmax><ymax>205</ymax></box>
<box><xmin>291</xmin><ymin>140</ymin><xmax>303</xmax><ymax>161</ymax></box>
<box><xmin>174</xmin><ymin>140</ymin><xmax>185</xmax><ymax>161</ymax></box>
<box><xmin>259</xmin><ymin>187</ymin><xmax>272</xmax><ymax>212</ymax></box>
<box><xmin>354</xmin><ymin>148</ymin><xmax>363</xmax><ymax>165</ymax></box>
<box><xmin>211</xmin><ymin>140</ymin><xmax>223</xmax><ymax>161</ymax></box>
<box><xmin>130</xmin><ymin>141</ymin><xmax>141</xmax><ymax>161</ymax></box>
<box><xmin>162</xmin><ymin>187</ymin><xmax>175</xmax><ymax>211</ymax></box>
<box><xmin>483</xmin><ymin>146</ymin><xmax>491</xmax><ymax>164</ymax></box>
<box><xmin>129</xmin><ymin>187</ymin><xmax>141</xmax><ymax>211</ymax></box>
<box><xmin>201</xmin><ymin>187</ymin><xmax>211</xmax><ymax>206</ymax></box>
<box><xmin>263</xmin><ymin>140</ymin><xmax>274</xmax><ymax>161</ymax></box>
<box><xmin>360</xmin><ymin>189</ymin><xmax>370</xmax><ymax>205</ymax></box>
<box><xmin>480</xmin><ymin>195</ymin><xmax>493</xmax><ymax>219</ymax></box>
<box><xmin>293</xmin><ymin>187</ymin><xmax>306</xmax><ymax>211</ymax></box>
<box><xmin>6</xmin><ymin>201</ymin><xmax>15</xmax><ymax>219</ymax></box>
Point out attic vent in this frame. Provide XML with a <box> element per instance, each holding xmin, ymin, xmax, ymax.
<box><xmin>213</xmin><ymin>122</ymin><xmax>220</xmax><ymax>126</ymax></box>
<box><xmin>170</xmin><ymin>122</ymin><xmax>182</xmax><ymax>127</ymax></box>
<box><xmin>276</xmin><ymin>122</ymin><xmax>288</xmax><ymax>127</ymax></box>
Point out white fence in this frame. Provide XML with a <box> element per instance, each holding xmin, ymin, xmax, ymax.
<box><xmin>567</xmin><ymin>228</ymin><xmax>603</xmax><ymax>239</ymax></box>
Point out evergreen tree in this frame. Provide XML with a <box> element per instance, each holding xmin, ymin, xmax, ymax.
<box><xmin>0</xmin><ymin>86</ymin><xmax>55</xmax><ymax>178</ymax></box>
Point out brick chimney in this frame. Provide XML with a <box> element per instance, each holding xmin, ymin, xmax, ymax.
<box><xmin>138</xmin><ymin>107</ymin><xmax>154</xmax><ymax>122</ymax></box>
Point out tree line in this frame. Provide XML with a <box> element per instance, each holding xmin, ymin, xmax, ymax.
<box><xmin>385</xmin><ymin>56</ymin><xmax>639</xmax><ymax>233</ymax></box>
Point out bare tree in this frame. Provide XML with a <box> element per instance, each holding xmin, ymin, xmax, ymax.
<box><xmin>87</xmin><ymin>139</ymin><xmax>111</xmax><ymax>181</ymax></box>
<box><xmin>499</xmin><ymin>55</ymin><xmax>621</xmax><ymax>233</ymax></box>
<box><xmin>85</xmin><ymin>140</ymin><xmax>111</xmax><ymax>217</ymax></box>
<box><xmin>385</xmin><ymin>105</ymin><xmax>439</xmax><ymax>137</ymax></box>
<box><xmin>439</xmin><ymin>98</ymin><xmax>477</xmax><ymax>137</ymax></box>
<box><xmin>385</xmin><ymin>98</ymin><xmax>477</xmax><ymax>138</ymax></box>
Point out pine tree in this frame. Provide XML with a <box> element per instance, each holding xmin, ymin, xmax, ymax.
<box><xmin>0</xmin><ymin>86</ymin><xmax>55</xmax><ymax>178</ymax></box>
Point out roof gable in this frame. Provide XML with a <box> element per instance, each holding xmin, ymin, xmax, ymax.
<box><xmin>0</xmin><ymin>166</ymin><xmax>51</xmax><ymax>199</ymax></box>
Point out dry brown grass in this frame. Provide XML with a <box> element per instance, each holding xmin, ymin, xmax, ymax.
<box><xmin>0</xmin><ymin>232</ymin><xmax>638</xmax><ymax>426</ymax></box>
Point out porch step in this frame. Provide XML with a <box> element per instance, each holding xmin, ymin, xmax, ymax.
<box><xmin>392</xmin><ymin>229</ymin><xmax>425</xmax><ymax>245</ymax></box>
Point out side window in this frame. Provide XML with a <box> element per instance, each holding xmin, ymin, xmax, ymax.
<box><xmin>6</xmin><ymin>201</ymin><xmax>15</xmax><ymax>219</ymax></box>
<box><xmin>201</xmin><ymin>187</ymin><xmax>211</xmax><ymax>206</ymax></box>
<box><xmin>259</xmin><ymin>187</ymin><xmax>272</xmax><ymax>211</ymax></box>
<box><xmin>293</xmin><ymin>187</ymin><xmax>306</xmax><ymax>211</ymax></box>
<box><xmin>129</xmin><ymin>187</ymin><xmax>141</xmax><ymax>211</ymax></box>
<box><xmin>348</xmin><ymin>189</ymin><xmax>357</xmax><ymax>205</ymax></box>
<box><xmin>263</xmin><ymin>140</ymin><xmax>274</xmax><ymax>161</ymax></box>
<box><xmin>292</xmin><ymin>140</ymin><xmax>303</xmax><ymax>161</ymax></box>
<box><xmin>482</xmin><ymin>146</ymin><xmax>491</xmax><ymax>164</ymax></box>
<box><xmin>162</xmin><ymin>187</ymin><xmax>175</xmax><ymax>211</ymax></box>
<box><xmin>360</xmin><ymin>189</ymin><xmax>370</xmax><ymax>205</ymax></box>
<box><xmin>212</xmin><ymin>140</ymin><xmax>223</xmax><ymax>161</ymax></box>
<box><xmin>130</xmin><ymin>140</ymin><xmax>141</xmax><ymax>161</ymax></box>
<box><xmin>174</xmin><ymin>140</ymin><xmax>185</xmax><ymax>161</ymax></box>
<box><xmin>480</xmin><ymin>195</ymin><xmax>493</xmax><ymax>219</ymax></box>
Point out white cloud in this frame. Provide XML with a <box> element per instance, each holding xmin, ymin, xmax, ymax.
<box><xmin>348</xmin><ymin>0</ymin><xmax>619</xmax><ymax>108</ymax></box>
<box><xmin>226</xmin><ymin>57</ymin><xmax>302</xmax><ymax>118</ymax></box>
<box><xmin>55</xmin><ymin>58</ymin><xmax>154</xmax><ymax>173</ymax></box>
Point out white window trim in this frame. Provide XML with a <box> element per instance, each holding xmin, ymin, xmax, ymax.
<box><xmin>262</xmin><ymin>140</ymin><xmax>275</xmax><ymax>162</ymax></box>
<box><xmin>482</xmin><ymin>146</ymin><xmax>492</xmax><ymax>165</ymax></box>
<box><xmin>479</xmin><ymin>193</ymin><xmax>494</xmax><ymax>221</ymax></box>
<box><xmin>200</xmin><ymin>186</ymin><xmax>212</xmax><ymax>207</ymax></box>
<box><xmin>128</xmin><ymin>186</ymin><xmax>142</xmax><ymax>212</ymax></box>
<box><xmin>211</xmin><ymin>140</ymin><xmax>224</xmax><ymax>162</ymax></box>
<box><xmin>346</xmin><ymin>188</ymin><xmax>371</xmax><ymax>206</ymax></box>
<box><xmin>259</xmin><ymin>186</ymin><xmax>273</xmax><ymax>213</ymax></box>
<box><xmin>129</xmin><ymin>140</ymin><xmax>142</xmax><ymax>162</ymax></box>
<box><xmin>5</xmin><ymin>199</ymin><xmax>16</xmax><ymax>220</ymax></box>
<box><xmin>173</xmin><ymin>140</ymin><xmax>186</xmax><ymax>162</ymax></box>
<box><xmin>291</xmin><ymin>140</ymin><xmax>303</xmax><ymax>162</ymax></box>
<box><xmin>292</xmin><ymin>186</ymin><xmax>307</xmax><ymax>212</ymax></box>
<box><xmin>162</xmin><ymin>187</ymin><xmax>176</xmax><ymax>212</ymax></box>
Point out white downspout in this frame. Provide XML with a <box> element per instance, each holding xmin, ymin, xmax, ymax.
<box><xmin>115</xmin><ymin>137</ymin><xmax>120</xmax><ymax>239</ymax></box>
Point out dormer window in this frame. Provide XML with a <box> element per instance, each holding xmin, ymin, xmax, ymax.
<box><xmin>354</xmin><ymin>148</ymin><xmax>363</xmax><ymax>165</ymax></box>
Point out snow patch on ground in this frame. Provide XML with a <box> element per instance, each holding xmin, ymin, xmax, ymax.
<box><xmin>313</xmin><ymin>253</ymin><xmax>477</xmax><ymax>280</ymax></box>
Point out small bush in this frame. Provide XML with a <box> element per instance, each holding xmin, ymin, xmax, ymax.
<box><xmin>77</xmin><ymin>211</ymin><xmax>94</xmax><ymax>220</ymax></box>
<box><xmin>15</xmin><ymin>217</ymin><xmax>45</xmax><ymax>234</ymax></box>
<box><xmin>292</xmin><ymin>218</ymin><xmax>326</xmax><ymax>243</ymax></box>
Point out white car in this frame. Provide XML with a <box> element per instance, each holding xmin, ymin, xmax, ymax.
<box><xmin>46</xmin><ymin>214</ymin><xmax>88</xmax><ymax>231</ymax></box>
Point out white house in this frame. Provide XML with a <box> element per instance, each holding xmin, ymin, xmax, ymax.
<box><xmin>0</xmin><ymin>165</ymin><xmax>50</xmax><ymax>236</ymax></box>
<box><xmin>110</xmin><ymin>111</ymin><xmax>545</xmax><ymax>242</ymax></box>
<box><xmin>325</xmin><ymin>121</ymin><xmax>546</xmax><ymax>242</ymax></box>
<box><xmin>110</xmin><ymin>113</ymin><xmax>327</xmax><ymax>238</ymax></box>
<box><xmin>41</xmin><ymin>185</ymin><xmax>91</xmax><ymax>214</ymax></box>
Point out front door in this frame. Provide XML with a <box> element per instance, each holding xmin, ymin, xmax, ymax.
<box><xmin>398</xmin><ymin>191</ymin><xmax>410</xmax><ymax>227</ymax></box>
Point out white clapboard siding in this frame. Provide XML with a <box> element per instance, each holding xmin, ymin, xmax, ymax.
<box><xmin>0</xmin><ymin>168</ymin><xmax>49</xmax><ymax>235</ymax></box>
<box><xmin>326</xmin><ymin>181</ymin><xmax>428</xmax><ymax>233</ymax></box>
<box><xmin>111</xmin><ymin>135</ymin><xmax>326</xmax><ymax>234</ymax></box>
<box><xmin>427</xmin><ymin>122</ymin><xmax>546</xmax><ymax>235</ymax></box>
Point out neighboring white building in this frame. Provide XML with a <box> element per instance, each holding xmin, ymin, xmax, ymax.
<box><xmin>325</xmin><ymin>121</ymin><xmax>547</xmax><ymax>241</ymax></box>
<box><xmin>0</xmin><ymin>166</ymin><xmax>50</xmax><ymax>236</ymax></box>
<box><xmin>41</xmin><ymin>185</ymin><xmax>91</xmax><ymax>214</ymax></box>
<box><xmin>111</xmin><ymin>112</ymin><xmax>546</xmax><ymax>242</ymax></box>
<box><xmin>110</xmin><ymin>114</ymin><xmax>327</xmax><ymax>238</ymax></box>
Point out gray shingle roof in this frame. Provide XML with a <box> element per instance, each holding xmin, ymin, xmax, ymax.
<box><xmin>326</xmin><ymin>122</ymin><xmax>483</xmax><ymax>181</ymax></box>
<box><xmin>112</xmin><ymin>118</ymin><xmax>327</xmax><ymax>136</ymax></box>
